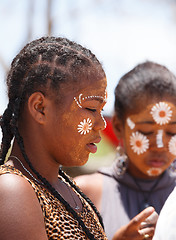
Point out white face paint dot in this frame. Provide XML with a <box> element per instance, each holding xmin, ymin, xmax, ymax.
<box><xmin>130</xmin><ymin>131</ymin><xmax>149</xmax><ymax>155</ymax></box>
<box><xmin>126</xmin><ymin>117</ymin><xmax>135</xmax><ymax>130</ymax></box>
<box><xmin>168</xmin><ymin>135</ymin><xmax>176</xmax><ymax>156</ymax></box>
<box><xmin>147</xmin><ymin>168</ymin><xmax>162</xmax><ymax>176</ymax></box>
<box><xmin>77</xmin><ymin>118</ymin><xmax>92</xmax><ymax>135</ymax></box>
<box><xmin>150</xmin><ymin>102</ymin><xmax>172</xmax><ymax>125</ymax></box>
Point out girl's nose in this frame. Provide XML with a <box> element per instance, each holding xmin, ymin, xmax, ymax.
<box><xmin>93</xmin><ymin>112</ymin><xmax>107</xmax><ymax>131</ymax></box>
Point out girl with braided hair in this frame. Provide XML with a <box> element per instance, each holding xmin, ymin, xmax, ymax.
<box><xmin>0</xmin><ymin>36</ymin><xmax>108</xmax><ymax>239</ymax></box>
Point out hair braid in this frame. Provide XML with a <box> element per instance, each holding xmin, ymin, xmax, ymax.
<box><xmin>59</xmin><ymin>168</ymin><xmax>104</xmax><ymax>229</ymax></box>
<box><xmin>1</xmin><ymin>102</ymin><xmax>14</xmax><ymax>163</ymax></box>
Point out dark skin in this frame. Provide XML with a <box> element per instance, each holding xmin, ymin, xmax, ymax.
<box><xmin>0</xmin><ymin>75</ymin><xmax>107</xmax><ymax>239</ymax></box>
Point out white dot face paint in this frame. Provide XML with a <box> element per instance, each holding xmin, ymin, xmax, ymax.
<box><xmin>127</xmin><ymin>117</ymin><xmax>135</xmax><ymax>130</ymax></box>
<box><xmin>77</xmin><ymin>118</ymin><xmax>92</xmax><ymax>135</ymax></box>
<box><xmin>74</xmin><ymin>93</ymin><xmax>106</xmax><ymax>109</ymax></box>
<box><xmin>156</xmin><ymin>129</ymin><xmax>164</xmax><ymax>148</ymax></box>
<box><xmin>168</xmin><ymin>135</ymin><xmax>176</xmax><ymax>156</ymax></box>
<box><xmin>130</xmin><ymin>131</ymin><xmax>149</xmax><ymax>155</ymax></box>
<box><xmin>147</xmin><ymin>168</ymin><xmax>162</xmax><ymax>177</ymax></box>
<box><xmin>150</xmin><ymin>102</ymin><xmax>173</xmax><ymax>125</ymax></box>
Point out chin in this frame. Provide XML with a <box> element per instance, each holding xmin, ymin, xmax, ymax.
<box><xmin>146</xmin><ymin>168</ymin><xmax>163</xmax><ymax>177</ymax></box>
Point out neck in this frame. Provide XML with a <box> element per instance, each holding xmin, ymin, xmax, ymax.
<box><xmin>10</xmin><ymin>139</ymin><xmax>60</xmax><ymax>184</ymax></box>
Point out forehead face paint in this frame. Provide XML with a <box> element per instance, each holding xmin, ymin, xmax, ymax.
<box><xmin>130</xmin><ymin>131</ymin><xmax>149</xmax><ymax>155</ymax></box>
<box><xmin>150</xmin><ymin>102</ymin><xmax>173</xmax><ymax>125</ymax></box>
<box><xmin>77</xmin><ymin>118</ymin><xmax>92</xmax><ymax>135</ymax></box>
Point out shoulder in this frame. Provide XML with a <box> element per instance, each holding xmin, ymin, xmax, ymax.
<box><xmin>0</xmin><ymin>173</ymin><xmax>48</xmax><ymax>240</ymax></box>
<box><xmin>74</xmin><ymin>173</ymin><xmax>103</xmax><ymax>211</ymax></box>
<box><xmin>74</xmin><ymin>172</ymin><xmax>103</xmax><ymax>192</ymax></box>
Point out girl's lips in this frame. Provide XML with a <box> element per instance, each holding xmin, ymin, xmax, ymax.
<box><xmin>86</xmin><ymin>143</ymin><xmax>98</xmax><ymax>154</ymax></box>
<box><xmin>86</xmin><ymin>137</ymin><xmax>101</xmax><ymax>154</ymax></box>
<box><xmin>148</xmin><ymin>159</ymin><xmax>165</xmax><ymax>168</ymax></box>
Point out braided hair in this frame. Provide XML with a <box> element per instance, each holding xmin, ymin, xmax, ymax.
<box><xmin>114</xmin><ymin>61</ymin><xmax>176</xmax><ymax>121</ymax></box>
<box><xmin>0</xmin><ymin>36</ymin><xmax>105</xmax><ymax>239</ymax></box>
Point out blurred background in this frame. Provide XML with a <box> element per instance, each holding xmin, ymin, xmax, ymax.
<box><xmin>1</xmin><ymin>0</ymin><xmax>176</xmax><ymax>176</ymax></box>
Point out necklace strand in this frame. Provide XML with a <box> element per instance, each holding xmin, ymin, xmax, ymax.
<box><xmin>9</xmin><ymin>155</ymin><xmax>44</xmax><ymax>184</ymax></box>
<box><xmin>8</xmin><ymin>155</ymin><xmax>80</xmax><ymax>210</ymax></box>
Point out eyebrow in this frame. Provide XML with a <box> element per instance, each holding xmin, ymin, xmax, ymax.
<box><xmin>85</xmin><ymin>96</ymin><xmax>105</xmax><ymax>103</ymax></box>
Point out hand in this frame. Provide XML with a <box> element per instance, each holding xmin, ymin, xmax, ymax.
<box><xmin>112</xmin><ymin>206</ymin><xmax>158</xmax><ymax>240</ymax></box>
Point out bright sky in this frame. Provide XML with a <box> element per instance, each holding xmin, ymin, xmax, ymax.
<box><xmin>0</xmin><ymin>0</ymin><xmax>176</xmax><ymax>118</ymax></box>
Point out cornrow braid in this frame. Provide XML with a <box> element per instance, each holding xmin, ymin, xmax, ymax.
<box><xmin>59</xmin><ymin>168</ymin><xmax>104</xmax><ymax>229</ymax></box>
<box><xmin>1</xmin><ymin>36</ymin><xmax>106</xmax><ymax>239</ymax></box>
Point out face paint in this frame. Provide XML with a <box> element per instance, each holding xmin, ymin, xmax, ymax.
<box><xmin>100</xmin><ymin>111</ymin><xmax>107</xmax><ymax>129</ymax></box>
<box><xmin>77</xmin><ymin>118</ymin><xmax>92</xmax><ymax>135</ymax></box>
<box><xmin>127</xmin><ymin>117</ymin><xmax>135</xmax><ymax>130</ymax></box>
<box><xmin>150</xmin><ymin>102</ymin><xmax>172</xmax><ymax>125</ymax></box>
<box><xmin>74</xmin><ymin>92</ymin><xmax>107</xmax><ymax>109</ymax></box>
<box><xmin>156</xmin><ymin>129</ymin><xmax>164</xmax><ymax>148</ymax></box>
<box><xmin>130</xmin><ymin>131</ymin><xmax>149</xmax><ymax>155</ymax></box>
<box><xmin>147</xmin><ymin>168</ymin><xmax>162</xmax><ymax>177</ymax></box>
<box><xmin>168</xmin><ymin>135</ymin><xmax>176</xmax><ymax>156</ymax></box>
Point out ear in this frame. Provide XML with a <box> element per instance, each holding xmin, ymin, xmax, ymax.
<box><xmin>112</xmin><ymin>114</ymin><xmax>124</xmax><ymax>140</ymax></box>
<box><xmin>27</xmin><ymin>92</ymin><xmax>46</xmax><ymax>124</ymax></box>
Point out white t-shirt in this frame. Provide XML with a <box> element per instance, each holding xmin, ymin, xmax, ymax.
<box><xmin>153</xmin><ymin>186</ymin><xmax>176</xmax><ymax>240</ymax></box>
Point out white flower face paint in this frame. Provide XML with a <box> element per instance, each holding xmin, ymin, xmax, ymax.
<box><xmin>147</xmin><ymin>168</ymin><xmax>162</xmax><ymax>176</ymax></box>
<box><xmin>156</xmin><ymin>129</ymin><xmax>164</xmax><ymax>148</ymax></box>
<box><xmin>130</xmin><ymin>131</ymin><xmax>149</xmax><ymax>155</ymax></box>
<box><xmin>168</xmin><ymin>135</ymin><xmax>176</xmax><ymax>156</ymax></box>
<box><xmin>150</xmin><ymin>102</ymin><xmax>172</xmax><ymax>125</ymax></box>
<box><xmin>126</xmin><ymin>117</ymin><xmax>135</xmax><ymax>130</ymax></box>
<box><xmin>77</xmin><ymin>118</ymin><xmax>92</xmax><ymax>135</ymax></box>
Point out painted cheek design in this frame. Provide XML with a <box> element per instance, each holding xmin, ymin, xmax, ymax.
<box><xmin>147</xmin><ymin>168</ymin><xmax>162</xmax><ymax>177</ymax></box>
<box><xmin>156</xmin><ymin>130</ymin><xmax>164</xmax><ymax>148</ymax></box>
<box><xmin>126</xmin><ymin>117</ymin><xmax>135</xmax><ymax>130</ymax></box>
<box><xmin>130</xmin><ymin>131</ymin><xmax>149</xmax><ymax>155</ymax></box>
<box><xmin>150</xmin><ymin>102</ymin><xmax>172</xmax><ymax>125</ymax></box>
<box><xmin>168</xmin><ymin>135</ymin><xmax>176</xmax><ymax>156</ymax></box>
<box><xmin>77</xmin><ymin>118</ymin><xmax>92</xmax><ymax>135</ymax></box>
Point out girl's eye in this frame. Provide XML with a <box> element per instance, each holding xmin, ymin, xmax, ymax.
<box><xmin>166</xmin><ymin>132</ymin><xmax>176</xmax><ymax>136</ymax></box>
<box><xmin>85</xmin><ymin>108</ymin><xmax>96</xmax><ymax>112</ymax></box>
<box><xmin>138</xmin><ymin>130</ymin><xmax>153</xmax><ymax>136</ymax></box>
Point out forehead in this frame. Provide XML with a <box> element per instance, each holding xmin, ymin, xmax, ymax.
<box><xmin>128</xmin><ymin>100</ymin><xmax>176</xmax><ymax>122</ymax></box>
<box><xmin>74</xmin><ymin>77</ymin><xmax>107</xmax><ymax>97</ymax></box>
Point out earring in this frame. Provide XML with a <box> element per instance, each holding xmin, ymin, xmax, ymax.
<box><xmin>169</xmin><ymin>159</ymin><xmax>176</xmax><ymax>172</ymax></box>
<box><xmin>113</xmin><ymin>146</ymin><xmax>128</xmax><ymax>177</ymax></box>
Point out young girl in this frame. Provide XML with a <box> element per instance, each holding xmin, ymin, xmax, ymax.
<box><xmin>75</xmin><ymin>61</ymin><xmax>176</xmax><ymax>240</ymax></box>
<box><xmin>0</xmin><ymin>36</ymin><xmax>108</xmax><ymax>239</ymax></box>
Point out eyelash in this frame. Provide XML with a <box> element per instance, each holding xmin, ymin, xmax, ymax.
<box><xmin>138</xmin><ymin>131</ymin><xmax>153</xmax><ymax>136</ymax></box>
<box><xmin>85</xmin><ymin>108</ymin><xmax>104</xmax><ymax>113</ymax></box>
<box><xmin>85</xmin><ymin>108</ymin><xmax>96</xmax><ymax>112</ymax></box>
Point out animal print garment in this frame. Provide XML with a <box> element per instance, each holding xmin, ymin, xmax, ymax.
<box><xmin>0</xmin><ymin>165</ymin><xmax>107</xmax><ymax>240</ymax></box>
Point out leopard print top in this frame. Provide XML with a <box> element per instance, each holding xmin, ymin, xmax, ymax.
<box><xmin>0</xmin><ymin>165</ymin><xmax>107</xmax><ymax>240</ymax></box>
